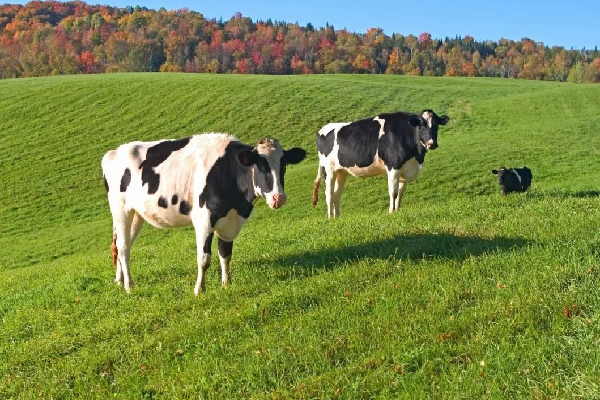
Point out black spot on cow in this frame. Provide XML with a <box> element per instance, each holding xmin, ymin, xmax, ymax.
<box><xmin>336</xmin><ymin>119</ymin><xmax>380</xmax><ymax>168</ymax></box>
<box><xmin>377</xmin><ymin>113</ymin><xmax>428</xmax><ymax>169</ymax></box>
<box><xmin>317</xmin><ymin>128</ymin><xmax>335</xmax><ymax>157</ymax></box>
<box><xmin>179</xmin><ymin>200</ymin><xmax>191</xmax><ymax>215</ymax></box>
<box><xmin>171</xmin><ymin>194</ymin><xmax>178</xmax><ymax>205</ymax></box>
<box><xmin>218</xmin><ymin>238</ymin><xmax>233</xmax><ymax>259</ymax></box>
<box><xmin>120</xmin><ymin>168</ymin><xmax>131</xmax><ymax>192</ymax></box>
<box><xmin>158</xmin><ymin>196</ymin><xmax>168</xmax><ymax>208</ymax></box>
<box><xmin>131</xmin><ymin>145</ymin><xmax>140</xmax><ymax>158</ymax></box>
<box><xmin>104</xmin><ymin>175</ymin><xmax>109</xmax><ymax>192</ymax></box>
<box><xmin>203</xmin><ymin>233</ymin><xmax>214</xmax><ymax>254</ymax></box>
<box><xmin>251</xmin><ymin>155</ymin><xmax>274</xmax><ymax>194</ymax></box>
<box><xmin>139</xmin><ymin>137</ymin><xmax>190</xmax><ymax>195</ymax></box>
<box><xmin>279</xmin><ymin>159</ymin><xmax>286</xmax><ymax>189</ymax></box>
<box><xmin>199</xmin><ymin>142</ymin><xmax>257</xmax><ymax>227</ymax></box>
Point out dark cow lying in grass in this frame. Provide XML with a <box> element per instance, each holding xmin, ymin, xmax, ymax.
<box><xmin>491</xmin><ymin>166</ymin><xmax>532</xmax><ymax>195</ymax></box>
<box><xmin>102</xmin><ymin>133</ymin><xmax>306</xmax><ymax>295</ymax></box>
<box><xmin>312</xmin><ymin>110</ymin><xmax>449</xmax><ymax>217</ymax></box>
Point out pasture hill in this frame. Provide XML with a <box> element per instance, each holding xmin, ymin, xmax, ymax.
<box><xmin>1</xmin><ymin>73</ymin><xmax>600</xmax><ymax>399</ymax></box>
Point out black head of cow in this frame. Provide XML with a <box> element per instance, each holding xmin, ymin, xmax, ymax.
<box><xmin>409</xmin><ymin>110</ymin><xmax>449</xmax><ymax>151</ymax></box>
<box><xmin>491</xmin><ymin>166</ymin><xmax>509</xmax><ymax>186</ymax></box>
<box><xmin>492</xmin><ymin>166</ymin><xmax>519</xmax><ymax>195</ymax></box>
<box><xmin>237</xmin><ymin>138</ymin><xmax>306</xmax><ymax>209</ymax></box>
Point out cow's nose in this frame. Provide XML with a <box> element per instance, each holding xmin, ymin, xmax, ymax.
<box><xmin>427</xmin><ymin>140</ymin><xmax>437</xmax><ymax>150</ymax></box>
<box><xmin>271</xmin><ymin>193</ymin><xmax>287</xmax><ymax>208</ymax></box>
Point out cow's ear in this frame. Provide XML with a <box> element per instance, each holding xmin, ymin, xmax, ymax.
<box><xmin>284</xmin><ymin>148</ymin><xmax>306</xmax><ymax>164</ymax></box>
<box><xmin>409</xmin><ymin>117</ymin><xmax>422</xmax><ymax>127</ymax></box>
<box><xmin>438</xmin><ymin>115</ymin><xmax>449</xmax><ymax>125</ymax></box>
<box><xmin>238</xmin><ymin>149</ymin><xmax>259</xmax><ymax>167</ymax></box>
<box><xmin>492</xmin><ymin>169</ymin><xmax>498</xmax><ymax>174</ymax></box>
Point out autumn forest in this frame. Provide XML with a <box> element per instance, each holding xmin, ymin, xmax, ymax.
<box><xmin>1</xmin><ymin>1</ymin><xmax>599</xmax><ymax>82</ymax></box>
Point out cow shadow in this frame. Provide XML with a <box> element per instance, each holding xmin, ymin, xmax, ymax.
<box><xmin>272</xmin><ymin>233</ymin><xmax>528</xmax><ymax>275</ymax></box>
<box><xmin>526</xmin><ymin>190</ymin><xmax>600</xmax><ymax>199</ymax></box>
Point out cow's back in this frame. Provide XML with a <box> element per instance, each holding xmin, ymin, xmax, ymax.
<box><xmin>102</xmin><ymin>133</ymin><xmax>235</xmax><ymax>228</ymax></box>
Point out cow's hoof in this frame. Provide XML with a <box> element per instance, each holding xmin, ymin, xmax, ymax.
<box><xmin>194</xmin><ymin>285</ymin><xmax>206</xmax><ymax>296</ymax></box>
<box><xmin>114</xmin><ymin>279</ymin><xmax>123</xmax><ymax>286</ymax></box>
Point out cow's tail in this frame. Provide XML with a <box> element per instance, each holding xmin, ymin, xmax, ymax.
<box><xmin>312</xmin><ymin>165</ymin><xmax>324</xmax><ymax>207</ymax></box>
<box><xmin>111</xmin><ymin>229</ymin><xmax>118</xmax><ymax>268</ymax></box>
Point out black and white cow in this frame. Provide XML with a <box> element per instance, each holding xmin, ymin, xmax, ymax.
<box><xmin>491</xmin><ymin>166</ymin><xmax>532</xmax><ymax>195</ymax></box>
<box><xmin>102</xmin><ymin>133</ymin><xmax>306</xmax><ymax>295</ymax></box>
<box><xmin>312</xmin><ymin>110</ymin><xmax>449</xmax><ymax>217</ymax></box>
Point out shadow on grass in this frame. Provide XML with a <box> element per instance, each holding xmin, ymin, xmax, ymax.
<box><xmin>527</xmin><ymin>190</ymin><xmax>600</xmax><ymax>199</ymax></box>
<box><xmin>274</xmin><ymin>233</ymin><xmax>528</xmax><ymax>271</ymax></box>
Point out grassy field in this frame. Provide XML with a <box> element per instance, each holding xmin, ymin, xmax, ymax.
<box><xmin>1</xmin><ymin>73</ymin><xmax>600</xmax><ymax>399</ymax></box>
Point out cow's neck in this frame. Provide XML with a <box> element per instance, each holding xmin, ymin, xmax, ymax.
<box><xmin>411</xmin><ymin>135</ymin><xmax>427</xmax><ymax>163</ymax></box>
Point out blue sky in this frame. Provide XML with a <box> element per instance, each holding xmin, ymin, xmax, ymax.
<box><xmin>23</xmin><ymin>0</ymin><xmax>600</xmax><ymax>49</ymax></box>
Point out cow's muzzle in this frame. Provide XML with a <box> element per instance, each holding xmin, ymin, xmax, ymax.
<box><xmin>268</xmin><ymin>193</ymin><xmax>287</xmax><ymax>209</ymax></box>
<box><xmin>425</xmin><ymin>139</ymin><xmax>437</xmax><ymax>150</ymax></box>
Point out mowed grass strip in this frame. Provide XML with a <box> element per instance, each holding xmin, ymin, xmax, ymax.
<box><xmin>1</xmin><ymin>73</ymin><xmax>599</xmax><ymax>399</ymax></box>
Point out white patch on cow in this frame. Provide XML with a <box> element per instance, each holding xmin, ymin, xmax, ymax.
<box><xmin>400</xmin><ymin>157</ymin><xmax>423</xmax><ymax>182</ymax></box>
<box><xmin>373</xmin><ymin>116</ymin><xmax>386</xmax><ymax>138</ymax></box>
<box><xmin>318</xmin><ymin>122</ymin><xmax>349</xmax><ymax>137</ymax></box>
<box><xmin>422</xmin><ymin>111</ymin><xmax>433</xmax><ymax>128</ymax></box>
<box><xmin>213</xmin><ymin>208</ymin><xmax>247</xmax><ymax>242</ymax></box>
<box><xmin>346</xmin><ymin>157</ymin><xmax>386</xmax><ymax>177</ymax></box>
<box><xmin>511</xmin><ymin>169</ymin><xmax>522</xmax><ymax>184</ymax></box>
<box><xmin>253</xmin><ymin>183</ymin><xmax>262</xmax><ymax>197</ymax></box>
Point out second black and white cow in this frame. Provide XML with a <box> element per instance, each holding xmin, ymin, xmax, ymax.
<box><xmin>312</xmin><ymin>110</ymin><xmax>449</xmax><ymax>217</ymax></box>
<box><xmin>491</xmin><ymin>166</ymin><xmax>532</xmax><ymax>195</ymax></box>
<box><xmin>102</xmin><ymin>133</ymin><xmax>306</xmax><ymax>295</ymax></box>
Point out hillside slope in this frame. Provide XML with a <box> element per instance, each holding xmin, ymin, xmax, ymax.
<box><xmin>1</xmin><ymin>73</ymin><xmax>599</xmax><ymax>399</ymax></box>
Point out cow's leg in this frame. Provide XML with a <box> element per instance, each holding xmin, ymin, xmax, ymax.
<box><xmin>387</xmin><ymin>169</ymin><xmax>400</xmax><ymax>213</ymax></box>
<box><xmin>324</xmin><ymin>169</ymin><xmax>337</xmax><ymax>218</ymax></box>
<box><xmin>217</xmin><ymin>238</ymin><xmax>233</xmax><ymax>287</ymax></box>
<box><xmin>113</xmin><ymin>209</ymin><xmax>135</xmax><ymax>292</ymax></box>
<box><xmin>193</xmin><ymin>217</ymin><xmax>214</xmax><ymax>295</ymax></box>
<box><xmin>129</xmin><ymin>211</ymin><xmax>144</xmax><ymax>245</ymax></box>
<box><xmin>113</xmin><ymin>211</ymin><xmax>143</xmax><ymax>286</ymax></box>
<box><xmin>395</xmin><ymin>179</ymin><xmax>407</xmax><ymax>210</ymax></box>
<box><xmin>332</xmin><ymin>170</ymin><xmax>348</xmax><ymax>217</ymax></box>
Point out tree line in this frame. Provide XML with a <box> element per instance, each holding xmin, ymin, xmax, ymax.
<box><xmin>1</xmin><ymin>1</ymin><xmax>599</xmax><ymax>82</ymax></box>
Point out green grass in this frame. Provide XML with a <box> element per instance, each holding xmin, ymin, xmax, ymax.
<box><xmin>1</xmin><ymin>73</ymin><xmax>600</xmax><ymax>399</ymax></box>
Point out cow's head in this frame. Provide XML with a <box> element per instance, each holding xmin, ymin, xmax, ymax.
<box><xmin>409</xmin><ymin>110</ymin><xmax>449</xmax><ymax>151</ymax></box>
<box><xmin>492</xmin><ymin>166</ymin><xmax>520</xmax><ymax>194</ymax></box>
<box><xmin>491</xmin><ymin>166</ymin><xmax>508</xmax><ymax>185</ymax></box>
<box><xmin>238</xmin><ymin>138</ymin><xmax>306</xmax><ymax>209</ymax></box>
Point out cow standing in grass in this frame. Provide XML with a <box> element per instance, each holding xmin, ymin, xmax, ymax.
<box><xmin>312</xmin><ymin>110</ymin><xmax>449</xmax><ymax>217</ymax></box>
<box><xmin>491</xmin><ymin>166</ymin><xmax>532</xmax><ymax>195</ymax></box>
<box><xmin>102</xmin><ymin>133</ymin><xmax>306</xmax><ymax>295</ymax></box>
